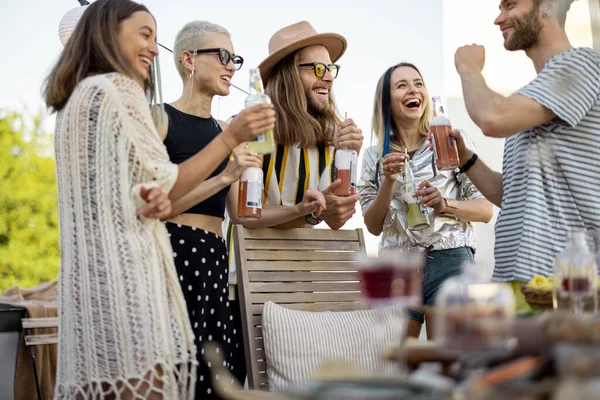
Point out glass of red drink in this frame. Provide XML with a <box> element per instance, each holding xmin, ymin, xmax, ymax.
<box><xmin>356</xmin><ymin>252</ymin><xmax>423</xmax><ymax>375</ymax></box>
<box><xmin>357</xmin><ymin>252</ymin><xmax>422</xmax><ymax>309</ymax></box>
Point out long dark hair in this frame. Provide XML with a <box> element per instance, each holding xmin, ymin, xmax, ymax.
<box><xmin>43</xmin><ymin>0</ymin><xmax>155</xmax><ymax>112</ymax></box>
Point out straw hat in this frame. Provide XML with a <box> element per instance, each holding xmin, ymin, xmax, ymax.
<box><xmin>258</xmin><ymin>21</ymin><xmax>347</xmax><ymax>84</ymax></box>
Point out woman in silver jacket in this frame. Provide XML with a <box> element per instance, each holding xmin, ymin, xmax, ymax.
<box><xmin>358</xmin><ymin>62</ymin><xmax>493</xmax><ymax>339</ymax></box>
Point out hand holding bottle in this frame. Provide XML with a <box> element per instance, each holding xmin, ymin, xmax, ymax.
<box><xmin>332</xmin><ymin>112</ymin><xmax>361</xmax><ymax>196</ymax></box>
<box><xmin>245</xmin><ymin>68</ymin><xmax>276</xmax><ymax>155</ymax></box>
<box><xmin>222</xmin><ymin>104</ymin><xmax>275</xmax><ymax>147</ymax></box>
<box><xmin>334</xmin><ymin>117</ymin><xmax>363</xmax><ymax>154</ymax></box>
<box><xmin>447</xmin><ymin>130</ymin><xmax>474</xmax><ymax>167</ymax></box>
<box><xmin>415</xmin><ymin>181</ymin><xmax>446</xmax><ymax>215</ymax></box>
<box><xmin>221</xmin><ymin>143</ymin><xmax>262</xmax><ymax>185</ymax></box>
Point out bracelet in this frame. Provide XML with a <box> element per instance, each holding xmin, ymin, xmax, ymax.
<box><xmin>458</xmin><ymin>153</ymin><xmax>478</xmax><ymax>174</ymax></box>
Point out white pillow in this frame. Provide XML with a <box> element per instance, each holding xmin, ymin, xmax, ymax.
<box><xmin>262</xmin><ymin>301</ymin><xmax>400</xmax><ymax>391</ymax></box>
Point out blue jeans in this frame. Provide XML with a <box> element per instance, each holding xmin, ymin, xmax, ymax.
<box><xmin>408</xmin><ymin>247</ymin><xmax>474</xmax><ymax>322</ymax></box>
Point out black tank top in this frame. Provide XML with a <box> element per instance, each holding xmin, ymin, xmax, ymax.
<box><xmin>163</xmin><ymin>103</ymin><xmax>230</xmax><ymax>218</ymax></box>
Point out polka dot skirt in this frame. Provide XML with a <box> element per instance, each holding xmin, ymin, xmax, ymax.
<box><xmin>167</xmin><ymin>223</ymin><xmax>246</xmax><ymax>399</ymax></box>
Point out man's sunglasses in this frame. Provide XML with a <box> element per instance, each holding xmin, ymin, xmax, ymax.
<box><xmin>188</xmin><ymin>48</ymin><xmax>244</xmax><ymax>70</ymax></box>
<box><xmin>297</xmin><ymin>62</ymin><xmax>340</xmax><ymax>79</ymax></box>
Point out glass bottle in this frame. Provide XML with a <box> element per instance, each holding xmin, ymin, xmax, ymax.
<box><xmin>245</xmin><ymin>68</ymin><xmax>276</xmax><ymax>155</ymax></box>
<box><xmin>430</xmin><ymin>96</ymin><xmax>459</xmax><ymax>171</ymax></box>
<box><xmin>401</xmin><ymin>162</ymin><xmax>431</xmax><ymax>231</ymax></box>
<box><xmin>435</xmin><ymin>261</ymin><xmax>516</xmax><ymax>353</ymax></box>
<box><xmin>332</xmin><ymin>147</ymin><xmax>358</xmax><ymax>196</ymax></box>
<box><xmin>237</xmin><ymin>167</ymin><xmax>263</xmax><ymax>220</ymax></box>
<box><xmin>553</xmin><ymin>229</ymin><xmax>598</xmax><ymax>314</ymax></box>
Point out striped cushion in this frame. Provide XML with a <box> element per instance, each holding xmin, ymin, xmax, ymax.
<box><xmin>262</xmin><ymin>301</ymin><xmax>398</xmax><ymax>391</ymax></box>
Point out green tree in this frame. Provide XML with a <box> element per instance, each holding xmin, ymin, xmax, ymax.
<box><xmin>0</xmin><ymin>110</ymin><xmax>59</xmax><ymax>292</ymax></box>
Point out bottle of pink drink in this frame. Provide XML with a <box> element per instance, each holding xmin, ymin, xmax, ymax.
<box><xmin>430</xmin><ymin>96</ymin><xmax>459</xmax><ymax>171</ymax></box>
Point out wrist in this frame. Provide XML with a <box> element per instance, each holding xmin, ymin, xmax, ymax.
<box><xmin>459</xmin><ymin>153</ymin><xmax>478</xmax><ymax>174</ymax></box>
<box><xmin>382</xmin><ymin>175</ymin><xmax>397</xmax><ymax>185</ymax></box>
<box><xmin>459</xmin><ymin>149</ymin><xmax>474</xmax><ymax>166</ymax></box>
<box><xmin>292</xmin><ymin>203</ymin><xmax>305</xmax><ymax>218</ymax></box>
<box><xmin>219</xmin><ymin>131</ymin><xmax>238</xmax><ymax>150</ymax></box>
<box><xmin>441</xmin><ymin>198</ymin><xmax>459</xmax><ymax>216</ymax></box>
<box><xmin>219</xmin><ymin>172</ymin><xmax>236</xmax><ymax>186</ymax></box>
<box><xmin>457</xmin><ymin>67</ymin><xmax>481</xmax><ymax>78</ymax></box>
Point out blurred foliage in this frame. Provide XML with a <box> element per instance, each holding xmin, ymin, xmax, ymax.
<box><xmin>0</xmin><ymin>110</ymin><xmax>59</xmax><ymax>292</ymax></box>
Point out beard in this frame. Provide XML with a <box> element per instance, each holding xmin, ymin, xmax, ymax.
<box><xmin>504</xmin><ymin>7</ymin><xmax>543</xmax><ymax>51</ymax></box>
<box><xmin>305</xmin><ymin>86</ymin><xmax>330</xmax><ymax>116</ymax></box>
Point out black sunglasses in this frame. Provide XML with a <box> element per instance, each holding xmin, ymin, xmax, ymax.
<box><xmin>297</xmin><ymin>62</ymin><xmax>340</xmax><ymax>79</ymax></box>
<box><xmin>188</xmin><ymin>48</ymin><xmax>244</xmax><ymax>70</ymax></box>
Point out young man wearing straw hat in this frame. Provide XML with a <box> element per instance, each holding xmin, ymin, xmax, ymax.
<box><xmin>257</xmin><ymin>20</ymin><xmax>364</xmax><ymax>230</ymax></box>
<box><xmin>225</xmin><ymin>21</ymin><xmax>364</xmax><ymax>301</ymax></box>
<box><xmin>449</xmin><ymin>0</ymin><xmax>600</xmax><ymax>309</ymax></box>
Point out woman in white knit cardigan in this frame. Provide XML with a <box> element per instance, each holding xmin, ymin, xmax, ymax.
<box><xmin>42</xmin><ymin>0</ymin><xmax>275</xmax><ymax>398</ymax></box>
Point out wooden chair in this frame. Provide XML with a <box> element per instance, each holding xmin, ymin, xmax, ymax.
<box><xmin>21</xmin><ymin>317</ymin><xmax>58</xmax><ymax>400</ymax></box>
<box><xmin>233</xmin><ymin>227</ymin><xmax>367</xmax><ymax>390</ymax></box>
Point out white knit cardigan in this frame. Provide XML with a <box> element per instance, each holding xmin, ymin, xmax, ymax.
<box><xmin>53</xmin><ymin>73</ymin><xmax>197</xmax><ymax>399</ymax></box>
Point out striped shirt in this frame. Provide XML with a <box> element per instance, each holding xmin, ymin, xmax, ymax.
<box><xmin>493</xmin><ymin>47</ymin><xmax>600</xmax><ymax>282</ymax></box>
<box><xmin>224</xmin><ymin>144</ymin><xmax>335</xmax><ymax>298</ymax></box>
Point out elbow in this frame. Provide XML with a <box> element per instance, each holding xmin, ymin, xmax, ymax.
<box><xmin>327</xmin><ymin>221</ymin><xmax>344</xmax><ymax>231</ymax></box>
<box><xmin>367</xmin><ymin>227</ymin><xmax>382</xmax><ymax>236</ymax></box>
<box><xmin>480</xmin><ymin>202</ymin><xmax>494</xmax><ymax>223</ymax></box>
<box><xmin>365</xmin><ymin>221</ymin><xmax>382</xmax><ymax>237</ymax></box>
<box><xmin>228</xmin><ymin>213</ymin><xmax>242</xmax><ymax>226</ymax></box>
<box><xmin>479</xmin><ymin>116</ymin><xmax>511</xmax><ymax>138</ymax></box>
<box><xmin>482</xmin><ymin>211</ymin><xmax>493</xmax><ymax>224</ymax></box>
<box><xmin>479</xmin><ymin>117</ymin><xmax>502</xmax><ymax>138</ymax></box>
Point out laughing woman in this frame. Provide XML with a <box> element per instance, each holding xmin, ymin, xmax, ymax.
<box><xmin>155</xmin><ymin>21</ymin><xmax>260</xmax><ymax>398</ymax></box>
<box><xmin>43</xmin><ymin>1</ymin><xmax>273</xmax><ymax>398</ymax></box>
<box><xmin>358</xmin><ymin>63</ymin><xmax>493</xmax><ymax>339</ymax></box>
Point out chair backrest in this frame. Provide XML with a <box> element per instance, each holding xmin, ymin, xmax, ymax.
<box><xmin>21</xmin><ymin>317</ymin><xmax>58</xmax><ymax>346</ymax></box>
<box><xmin>233</xmin><ymin>227</ymin><xmax>367</xmax><ymax>390</ymax></box>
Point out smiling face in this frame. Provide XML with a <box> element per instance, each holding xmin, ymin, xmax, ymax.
<box><xmin>191</xmin><ymin>33</ymin><xmax>236</xmax><ymax>96</ymax></box>
<box><xmin>116</xmin><ymin>11</ymin><xmax>158</xmax><ymax>86</ymax></box>
<box><xmin>494</xmin><ymin>0</ymin><xmax>543</xmax><ymax>51</ymax></box>
<box><xmin>389</xmin><ymin>66</ymin><xmax>429</xmax><ymax>124</ymax></box>
<box><xmin>297</xmin><ymin>45</ymin><xmax>334</xmax><ymax>114</ymax></box>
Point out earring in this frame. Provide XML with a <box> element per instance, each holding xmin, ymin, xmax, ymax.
<box><xmin>187</xmin><ymin>68</ymin><xmax>194</xmax><ymax>107</ymax></box>
<box><xmin>186</xmin><ymin>55</ymin><xmax>195</xmax><ymax>107</ymax></box>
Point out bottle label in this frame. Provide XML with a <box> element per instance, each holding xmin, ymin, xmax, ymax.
<box><xmin>417</xmin><ymin>196</ymin><xmax>428</xmax><ymax>215</ymax></box>
<box><xmin>253</xmin><ymin>133</ymin><xmax>267</xmax><ymax>143</ymax></box>
<box><xmin>350</xmin><ymin>159</ymin><xmax>357</xmax><ymax>188</ymax></box>
<box><xmin>246</xmin><ymin>181</ymin><xmax>262</xmax><ymax>208</ymax></box>
<box><xmin>448</xmin><ymin>136</ymin><xmax>456</xmax><ymax>150</ymax></box>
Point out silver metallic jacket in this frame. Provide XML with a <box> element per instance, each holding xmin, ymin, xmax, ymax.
<box><xmin>358</xmin><ymin>135</ymin><xmax>484</xmax><ymax>254</ymax></box>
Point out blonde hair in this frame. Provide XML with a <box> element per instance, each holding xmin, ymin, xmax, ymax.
<box><xmin>265</xmin><ymin>51</ymin><xmax>339</xmax><ymax>148</ymax></box>
<box><xmin>173</xmin><ymin>20</ymin><xmax>231</xmax><ymax>78</ymax></box>
<box><xmin>371</xmin><ymin>63</ymin><xmax>432</xmax><ymax>157</ymax></box>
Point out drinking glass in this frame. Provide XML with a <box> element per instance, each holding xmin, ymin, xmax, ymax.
<box><xmin>356</xmin><ymin>251</ymin><xmax>423</xmax><ymax>375</ymax></box>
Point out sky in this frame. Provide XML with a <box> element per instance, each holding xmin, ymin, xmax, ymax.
<box><xmin>0</xmin><ymin>0</ymin><xmax>595</xmax><ymax>258</ymax></box>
